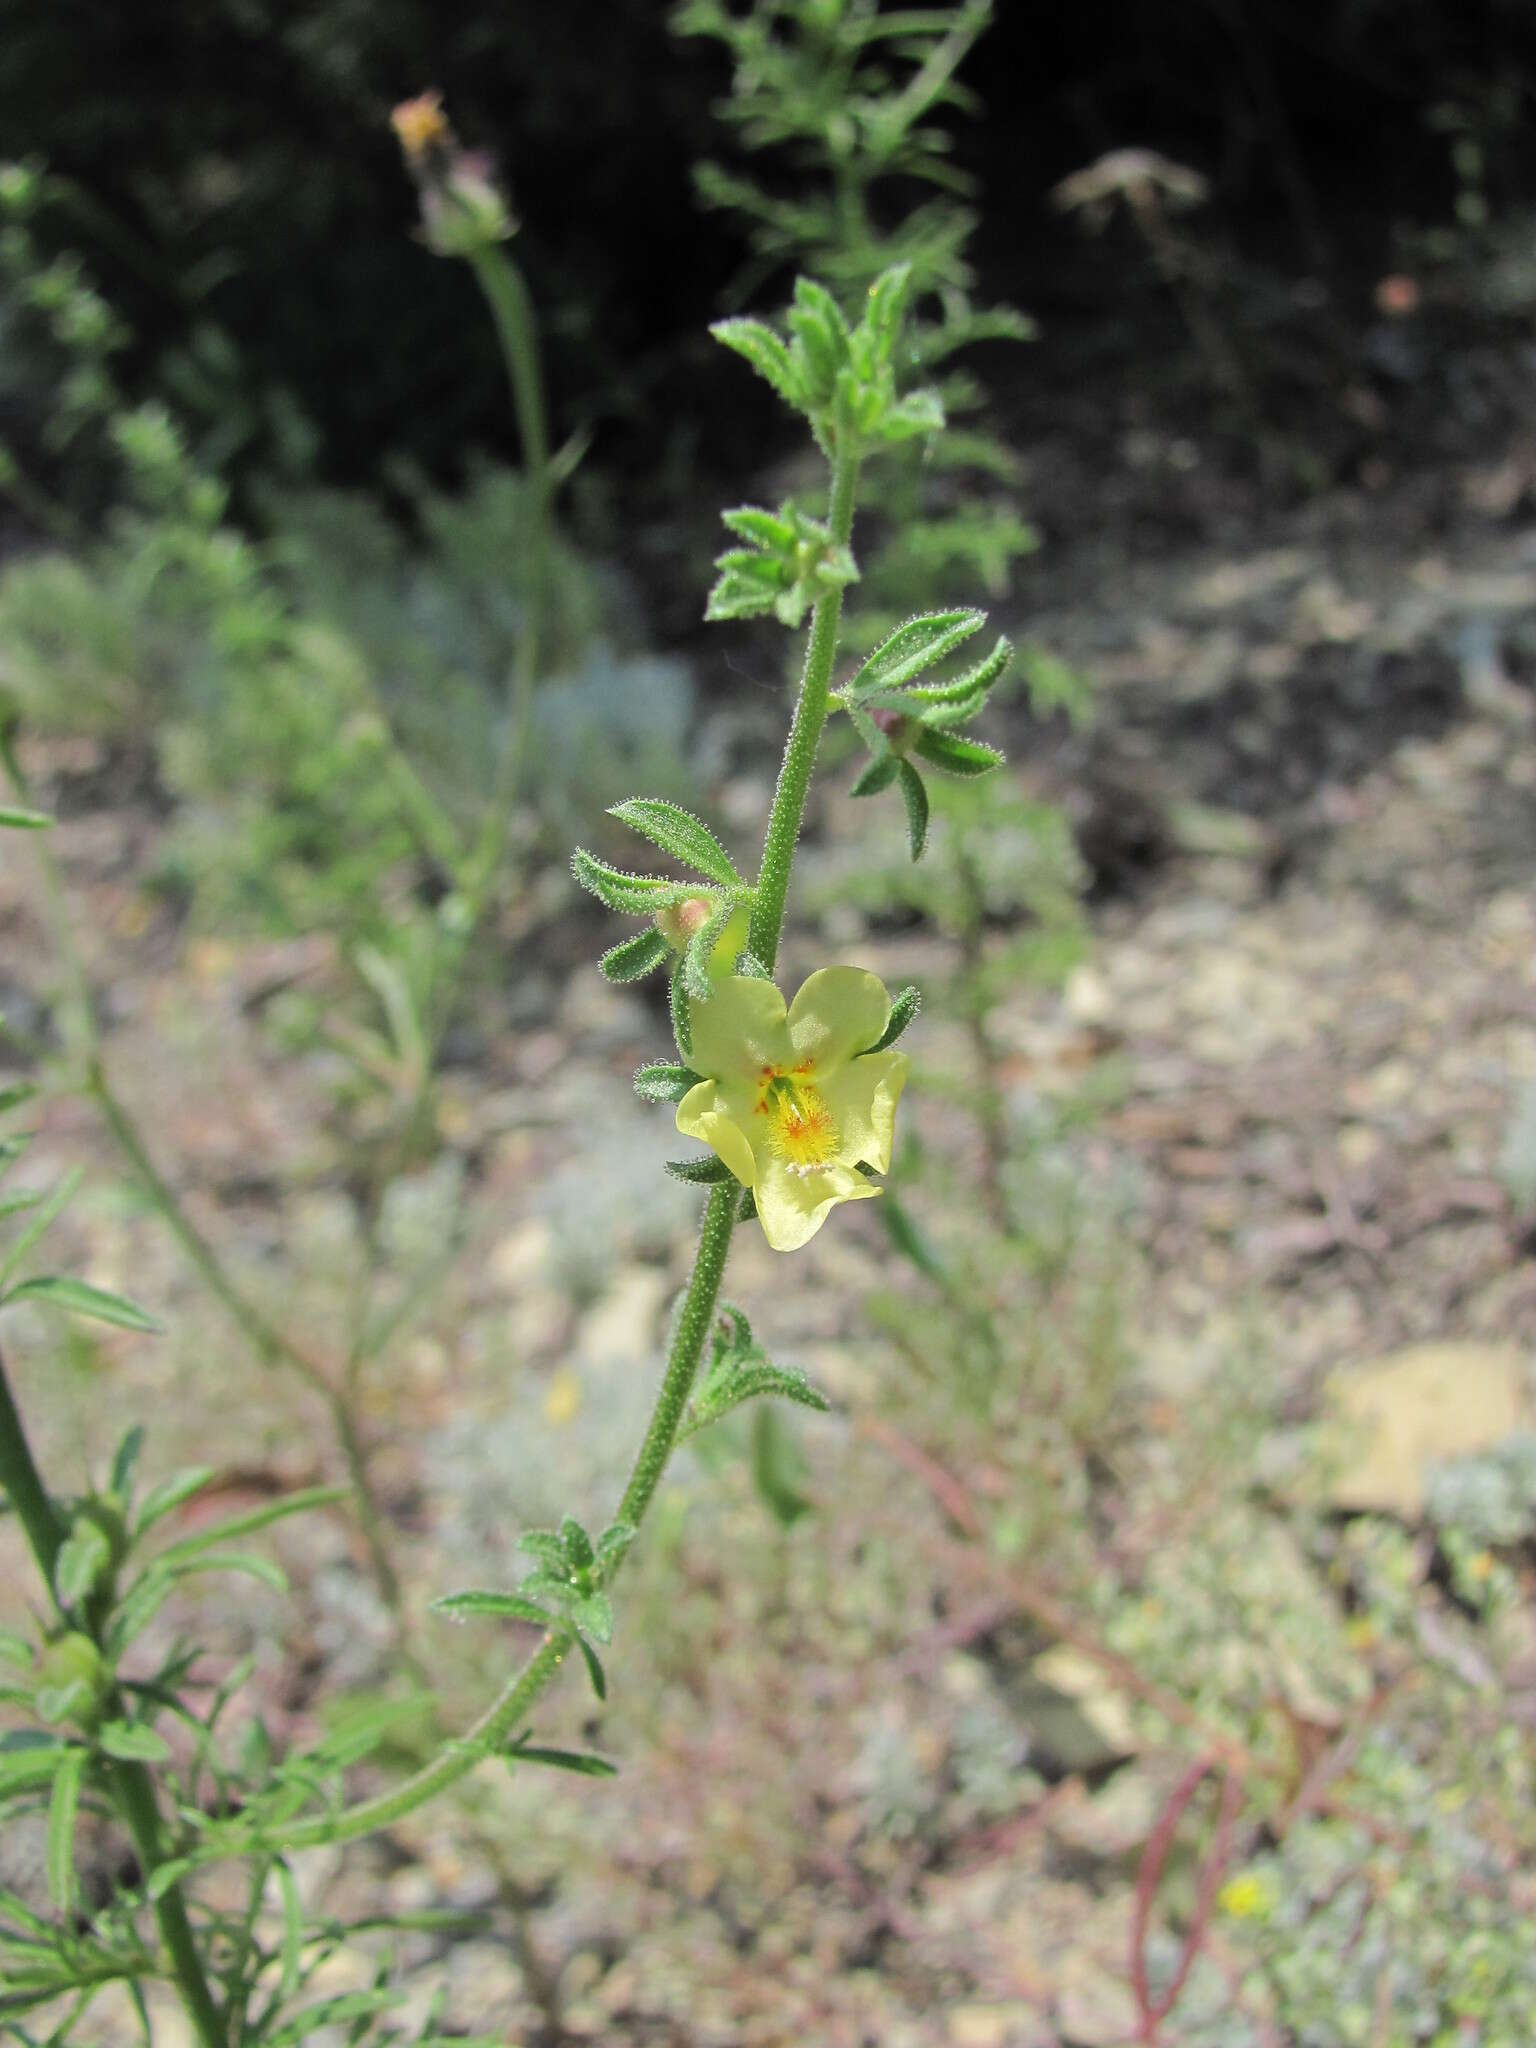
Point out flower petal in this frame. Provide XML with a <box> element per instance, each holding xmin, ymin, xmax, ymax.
<box><xmin>786</xmin><ymin>967</ymin><xmax>893</xmax><ymax>1071</ymax></box>
<box><xmin>819</xmin><ymin>1049</ymin><xmax>909</xmax><ymax>1174</ymax></box>
<box><xmin>755</xmin><ymin>1158</ymin><xmax>879</xmax><ymax>1252</ymax></box>
<box><xmin>688</xmin><ymin>975</ymin><xmax>794</xmax><ymax>1086</ymax></box>
<box><xmin>675</xmin><ymin>1080</ymin><xmax>758</xmax><ymax>1188</ymax></box>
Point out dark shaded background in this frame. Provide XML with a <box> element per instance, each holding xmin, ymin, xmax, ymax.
<box><xmin>5</xmin><ymin>1</ymin><xmax>1536</xmax><ymax>504</ymax></box>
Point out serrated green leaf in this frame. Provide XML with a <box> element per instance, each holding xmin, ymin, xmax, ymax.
<box><xmin>509</xmin><ymin>1736</ymin><xmax>617</xmax><ymax>1777</ymax></box>
<box><xmin>599</xmin><ymin>928</ymin><xmax>671</xmax><ymax>984</ymax></box>
<box><xmin>912</xmin><ymin>729</ymin><xmax>1004</xmax><ymax>776</ymax></box>
<box><xmin>0</xmin><ymin>805</ymin><xmax>51</xmax><ymax>830</ymax></box>
<box><xmin>150</xmin><ymin>1484</ymin><xmax>346</xmax><ymax>1566</ymax></box>
<box><xmin>431</xmin><ymin>1590</ymin><xmax>554</xmax><ymax>1627</ymax></box>
<box><xmin>845</xmin><ymin>610</ymin><xmax>986</xmax><ymax>703</ymax></box>
<box><xmin>131</xmin><ymin>1466</ymin><xmax>215</xmax><ymax>1538</ymax></box>
<box><xmin>897</xmin><ymin>761</ymin><xmax>930</xmax><ymax>859</ymax></box>
<box><xmin>711</xmin><ymin>317</ymin><xmax>804</xmax><ymax>412</ymax></box>
<box><xmin>860</xmin><ymin>985</ymin><xmax>921</xmax><ymax>1056</ymax></box>
<box><xmin>850</xmin><ymin>753</ymin><xmax>900</xmax><ymax>798</ymax></box>
<box><xmin>664</xmin><ymin>1155</ymin><xmax>735</xmax><ymax>1186</ymax></box>
<box><xmin>633</xmin><ymin>1062</ymin><xmax>703</xmax><ymax>1105</ymax></box>
<box><xmin>570</xmin><ymin>850</ymin><xmax>701</xmax><ymax>917</ymax></box>
<box><xmin>95</xmin><ymin>1719</ymin><xmax>171</xmax><ymax>1763</ymax></box>
<box><xmin>45</xmin><ymin>1745</ymin><xmax>84</xmax><ymax>1915</ymax></box>
<box><xmin>609</xmin><ymin>800</ymin><xmax>742</xmax><ymax>888</ymax></box>
<box><xmin>4</xmin><ymin>1274</ymin><xmax>156</xmax><ymax>1331</ymax></box>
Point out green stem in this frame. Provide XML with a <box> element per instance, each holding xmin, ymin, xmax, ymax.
<box><xmin>618</xmin><ymin>1185</ymin><xmax>737</xmax><ymax>1529</ymax></box>
<box><xmin>0</xmin><ymin>1338</ymin><xmax>66</xmax><ymax>1584</ymax></box>
<box><xmin>245</xmin><ymin>438</ymin><xmax>864</xmax><ymax>1862</ymax></box>
<box><xmin>747</xmin><ymin>444</ymin><xmax>861</xmax><ymax>971</ymax></box>
<box><xmin>113</xmin><ymin>1759</ymin><xmax>225</xmax><ymax>2048</ymax></box>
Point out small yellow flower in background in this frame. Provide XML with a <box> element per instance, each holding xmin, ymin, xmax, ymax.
<box><xmin>676</xmin><ymin>968</ymin><xmax>908</xmax><ymax>1252</ymax></box>
<box><xmin>1218</xmin><ymin>1872</ymin><xmax>1274</xmax><ymax>1922</ymax></box>
<box><xmin>390</xmin><ymin>91</ymin><xmax>449</xmax><ymax>166</ymax></box>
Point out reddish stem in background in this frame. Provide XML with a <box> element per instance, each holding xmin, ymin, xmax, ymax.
<box><xmin>1130</xmin><ymin>1755</ymin><xmax>1244</xmax><ymax>2044</ymax></box>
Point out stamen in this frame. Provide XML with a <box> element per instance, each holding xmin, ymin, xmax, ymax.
<box><xmin>763</xmin><ymin>1073</ymin><xmax>838</xmax><ymax>1171</ymax></box>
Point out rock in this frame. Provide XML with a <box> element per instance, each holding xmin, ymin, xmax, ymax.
<box><xmin>1323</xmin><ymin>1342</ymin><xmax>1531</xmax><ymax>1517</ymax></box>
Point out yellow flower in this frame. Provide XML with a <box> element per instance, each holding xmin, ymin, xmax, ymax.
<box><xmin>676</xmin><ymin>968</ymin><xmax>909</xmax><ymax>1252</ymax></box>
<box><xmin>391</xmin><ymin>91</ymin><xmax>449</xmax><ymax>165</ymax></box>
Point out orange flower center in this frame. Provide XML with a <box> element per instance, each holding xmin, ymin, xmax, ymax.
<box><xmin>760</xmin><ymin>1069</ymin><xmax>838</xmax><ymax>1171</ymax></box>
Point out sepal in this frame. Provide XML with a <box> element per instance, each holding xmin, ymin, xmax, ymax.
<box><xmin>859</xmin><ymin>984</ymin><xmax>920</xmax><ymax>1055</ymax></box>
<box><xmin>634</xmin><ymin>1061</ymin><xmax>704</xmax><ymax>1104</ymax></box>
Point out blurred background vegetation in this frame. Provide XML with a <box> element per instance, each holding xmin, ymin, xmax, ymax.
<box><xmin>6</xmin><ymin>2</ymin><xmax>1536</xmax><ymax>2042</ymax></box>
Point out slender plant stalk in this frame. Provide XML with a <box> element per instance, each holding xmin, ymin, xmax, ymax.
<box><xmin>0</xmin><ymin>1339</ymin><xmax>65</xmax><ymax>1584</ymax></box>
<box><xmin>248</xmin><ymin>437</ymin><xmax>864</xmax><ymax>1855</ymax></box>
<box><xmin>0</xmin><ymin>1340</ymin><xmax>226</xmax><ymax>2044</ymax></box>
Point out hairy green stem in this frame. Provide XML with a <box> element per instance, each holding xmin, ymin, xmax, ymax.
<box><xmin>251</xmin><ymin>436</ymin><xmax>863</xmax><ymax>1858</ymax></box>
<box><xmin>747</xmin><ymin>445</ymin><xmax>861</xmax><ymax>970</ymax></box>
<box><xmin>618</xmin><ymin>1184</ymin><xmax>737</xmax><ymax>1529</ymax></box>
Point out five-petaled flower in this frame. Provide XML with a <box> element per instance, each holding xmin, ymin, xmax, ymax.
<box><xmin>676</xmin><ymin>968</ymin><xmax>908</xmax><ymax>1252</ymax></box>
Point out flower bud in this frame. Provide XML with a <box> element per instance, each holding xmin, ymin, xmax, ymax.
<box><xmin>870</xmin><ymin>708</ymin><xmax>915</xmax><ymax>752</ymax></box>
<box><xmin>655</xmin><ymin>896</ymin><xmax>717</xmax><ymax>950</ymax></box>
<box><xmin>391</xmin><ymin>93</ymin><xmax>515</xmax><ymax>259</ymax></box>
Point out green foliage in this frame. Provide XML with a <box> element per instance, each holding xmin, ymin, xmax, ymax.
<box><xmin>677</xmin><ymin>0</ymin><xmax>1036</xmax><ymax>626</ymax></box>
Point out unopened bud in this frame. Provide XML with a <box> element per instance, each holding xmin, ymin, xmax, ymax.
<box><xmin>870</xmin><ymin>708</ymin><xmax>914</xmax><ymax>751</ymax></box>
<box><xmin>391</xmin><ymin>94</ymin><xmax>515</xmax><ymax>258</ymax></box>
<box><xmin>656</xmin><ymin>896</ymin><xmax>716</xmax><ymax>950</ymax></box>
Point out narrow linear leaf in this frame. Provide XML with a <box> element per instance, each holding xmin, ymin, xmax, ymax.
<box><xmin>860</xmin><ymin>985</ymin><xmax>921</xmax><ymax>1056</ymax></box>
<box><xmin>150</xmin><ymin>1484</ymin><xmax>347</xmax><ymax>1566</ymax></box>
<box><xmin>0</xmin><ymin>1169</ymin><xmax>82</xmax><ymax>1291</ymax></box>
<box><xmin>609</xmin><ymin>800</ymin><xmax>742</xmax><ymax>888</ymax></box>
<box><xmin>849</xmin><ymin>753</ymin><xmax>900</xmax><ymax>798</ymax></box>
<box><xmin>634</xmin><ymin>1062</ymin><xmax>702</xmax><ymax>1105</ymax></box>
<box><xmin>54</xmin><ymin>1520</ymin><xmax>111</xmax><ymax>1608</ymax></box>
<box><xmin>669</xmin><ymin>960</ymin><xmax>692</xmax><ymax>1059</ymax></box>
<box><xmin>108</xmin><ymin>1425</ymin><xmax>145</xmax><ymax>1505</ymax></box>
<box><xmin>0</xmin><ymin>1741</ymin><xmax>68</xmax><ymax>1799</ymax></box>
<box><xmin>897</xmin><ymin>760</ymin><xmax>930</xmax><ymax>860</ymax></box>
<box><xmin>0</xmin><ymin>1082</ymin><xmax>37</xmax><ymax>1116</ymax></box>
<box><xmin>845</xmin><ymin>609</ymin><xmax>985</xmax><ymax>701</ymax></box>
<box><xmin>664</xmin><ymin>1155</ymin><xmax>736</xmax><ymax>1186</ymax></box>
<box><xmin>5</xmin><ymin>1275</ymin><xmax>156</xmax><ymax>1331</ymax></box>
<box><xmin>45</xmin><ymin>1745</ymin><xmax>85</xmax><ymax>1915</ymax></box>
<box><xmin>0</xmin><ymin>806</ymin><xmax>52</xmax><ymax>830</ymax></box>
<box><xmin>161</xmin><ymin>1551</ymin><xmax>289</xmax><ymax>1592</ymax></box>
<box><xmin>276</xmin><ymin>1859</ymin><xmax>302</xmax><ymax>1999</ymax></box>
<box><xmin>575</xmin><ymin>1634</ymin><xmax>607</xmax><ymax>1702</ymax></box>
<box><xmin>570</xmin><ymin>850</ymin><xmax>699</xmax><ymax>917</ymax></box>
<box><xmin>509</xmin><ymin>1737</ymin><xmax>617</xmax><ymax>1778</ymax></box>
<box><xmin>132</xmin><ymin>1466</ymin><xmax>216</xmax><ymax>1539</ymax></box>
<box><xmin>599</xmin><ymin>928</ymin><xmax>671</xmax><ymax>985</ymax></box>
<box><xmin>710</xmin><ymin>317</ymin><xmax>805</xmax><ymax>412</ymax></box>
<box><xmin>912</xmin><ymin>729</ymin><xmax>1005</xmax><ymax>777</ymax></box>
<box><xmin>903</xmin><ymin>633</ymin><xmax>1012</xmax><ymax>706</ymax></box>
<box><xmin>431</xmin><ymin>1590</ymin><xmax>555</xmax><ymax>1627</ymax></box>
